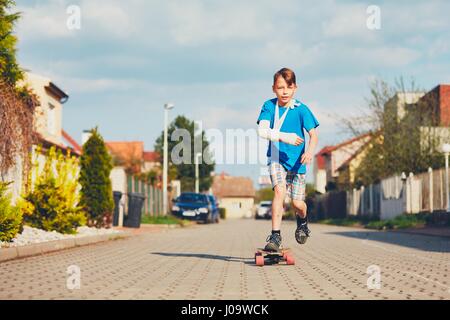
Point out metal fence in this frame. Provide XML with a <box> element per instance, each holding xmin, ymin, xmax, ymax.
<box><xmin>126</xmin><ymin>175</ymin><xmax>163</xmax><ymax>216</ymax></box>
<box><xmin>313</xmin><ymin>167</ymin><xmax>449</xmax><ymax>220</ymax></box>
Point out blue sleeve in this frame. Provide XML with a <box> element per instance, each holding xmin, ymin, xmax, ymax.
<box><xmin>256</xmin><ymin>101</ymin><xmax>272</xmax><ymax>125</ymax></box>
<box><xmin>301</xmin><ymin>104</ymin><xmax>319</xmax><ymax>132</ymax></box>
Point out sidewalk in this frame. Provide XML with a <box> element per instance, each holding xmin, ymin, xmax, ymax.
<box><xmin>0</xmin><ymin>222</ymin><xmax>198</xmax><ymax>263</ymax></box>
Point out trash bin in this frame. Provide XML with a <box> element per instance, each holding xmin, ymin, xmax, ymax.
<box><xmin>112</xmin><ymin>191</ymin><xmax>122</xmax><ymax>226</ymax></box>
<box><xmin>124</xmin><ymin>192</ymin><xmax>146</xmax><ymax>228</ymax></box>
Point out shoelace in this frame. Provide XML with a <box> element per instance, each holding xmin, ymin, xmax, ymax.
<box><xmin>266</xmin><ymin>234</ymin><xmax>281</xmax><ymax>246</ymax></box>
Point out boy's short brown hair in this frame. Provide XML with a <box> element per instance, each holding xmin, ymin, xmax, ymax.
<box><xmin>273</xmin><ymin>68</ymin><xmax>296</xmax><ymax>86</ymax></box>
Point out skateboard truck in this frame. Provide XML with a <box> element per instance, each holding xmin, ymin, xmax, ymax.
<box><xmin>255</xmin><ymin>248</ymin><xmax>295</xmax><ymax>266</ymax></box>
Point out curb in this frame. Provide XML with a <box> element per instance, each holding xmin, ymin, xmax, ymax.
<box><xmin>141</xmin><ymin>221</ymin><xmax>197</xmax><ymax>229</ymax></box>
<box><xmin>0</xmin><ymin>232</ymin><xmax>131</xmax><ymax>263</ymax></box>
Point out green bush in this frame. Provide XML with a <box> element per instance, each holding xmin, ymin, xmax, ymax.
<box><xmin>79</xmin><ymin>128</ymin><xmax>114</xmax><ymax>228</ymax></box>
<box><xmin>0</xmin><ymin>182</ymin><xmax>23</xmax><ymax>242</ymax></box>
<box><xmin>219</xmin><ymin>207</ymin><xmax>226</xmax><ymax>220</ymax></box>
<box><xmin>21</xmin><ymin>146</ymin><xmax>86</xmax><ymax>234</ymax></box>
<box><xmin>365</xmin><ymin>214</ymin><xmax>427</xmax><ymax>230</ymax></box>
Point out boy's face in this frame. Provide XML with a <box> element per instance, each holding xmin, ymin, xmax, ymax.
<box><xmin>272</xmin><ymin>77</ymin><xmax>297</xmax><ymax>106</ymax></box>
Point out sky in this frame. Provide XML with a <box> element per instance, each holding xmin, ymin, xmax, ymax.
<box><xmin>14</xmin><ymin>0</ymin><xmax>450</xmax><ymax>189</ymax></box>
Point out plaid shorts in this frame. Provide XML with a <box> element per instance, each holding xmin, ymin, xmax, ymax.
<box><xmin>269</xmin><ymin>161</ymin><xmax>306</xmax><ymax>201</ymax></box>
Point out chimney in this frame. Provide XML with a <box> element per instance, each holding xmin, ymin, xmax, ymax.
<box><xmin>82</xmin><ymin>130</ymin><xmax>92</xmax><ymax>145</ymax></box>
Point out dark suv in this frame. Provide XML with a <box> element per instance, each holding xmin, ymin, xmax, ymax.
<box><xmin>171</xmin><ymin>192</ymin><xmax>218</xmax><ymax>224</ymax></box>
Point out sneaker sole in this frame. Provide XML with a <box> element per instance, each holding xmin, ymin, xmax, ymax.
<box><xmin>295</xmin><ymin>230</ymin><xmax>309</xmax><ymax>245</ymax></box>
<box><xmin>264</xmin><ymin>243</ymin><xmax>281</xmax><ymax>252</ymax></box>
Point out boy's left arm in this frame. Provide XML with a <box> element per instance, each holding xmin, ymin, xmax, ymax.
<box><xmin>300</xmin><ymin>128</ymin><xmax>318</xmax><ymax>164</ymax></box>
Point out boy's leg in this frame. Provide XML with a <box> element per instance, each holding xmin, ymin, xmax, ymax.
<box><xmin>272</xmin><ymin>184</ymin><xmax>286</xmax><ymax>231</ymax></box>
<box><xmin>288</xmin><ymin>173</ymin><xmax>311</xmax><ymax>244</ymax></box>
<box><xmin>265</xmin><ymin>162</ymin><xmax>287</xmax><ymax>251</ymax></box>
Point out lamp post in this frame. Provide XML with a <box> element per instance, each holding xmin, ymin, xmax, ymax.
<box><xmin>442</xmin><ymin>143</ymin><xmax>450</xmax><ymax>212</ymax></box>
<box><xmin>163</xmin><ymin>103</ymin><xmax>174</xmax><ymax>216</ymax></box>
<box><xmin>195</xmin><ymin>152</ymin><xmax>202</xmax><ymax>193</ymax></box>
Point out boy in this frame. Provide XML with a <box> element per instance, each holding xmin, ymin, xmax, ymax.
<box><xmin>256</xmin><ymin>68</ymin><xmax>319</xmax><ymax>252</ymax></box>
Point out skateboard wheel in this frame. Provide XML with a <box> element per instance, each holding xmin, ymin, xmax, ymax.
<box><xmin>255</xmin><ymin>254</ymin><xmax>264</xmax><ymax>266</ymax></box>
<box><xmin>286</xmin><ymin>254</ymin><xmax>295</xmax><ymax>265</ymax></box>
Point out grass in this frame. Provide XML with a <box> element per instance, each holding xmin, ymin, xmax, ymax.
<box><xmin>316</xmin><ymin>217</ymin><xmax>366</xmax><ymax>227</ymax></box>
<box><xmin>316</xmin><ymin>214</ymin><xmax>428</xmax><ymax>230</ymax></box>
<box><xmin>140</xmin><ymin>214</ymin><xmax>188</xmax><ymax>226</ymax></box>
<box><xmin>365</xmin><ymin>214</ymin><xmax>427</xmax><ymax>230</ymax></box>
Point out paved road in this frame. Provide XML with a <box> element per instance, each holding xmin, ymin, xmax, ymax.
<box><xmin>1</xmin><ymin>219</ymin><xmax>449</xmax><ymax>300</ymax></box>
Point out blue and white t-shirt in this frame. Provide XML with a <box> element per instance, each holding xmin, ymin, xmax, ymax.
<box><xmin>256</xmin><ymin>98</ymin><xmax>319</xmax><ymax>174</ymax></box>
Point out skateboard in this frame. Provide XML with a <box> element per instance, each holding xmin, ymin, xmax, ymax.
<box><xmin>254</xmin><ymin>248</ymin><xmax>295</xmax><ymax>266</ymax></box>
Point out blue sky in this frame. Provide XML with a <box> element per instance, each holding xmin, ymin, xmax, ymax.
<box><xmin>15</xmin><ymin>0</ymin><xmax>450</xmax><ymax>188</ymax></box>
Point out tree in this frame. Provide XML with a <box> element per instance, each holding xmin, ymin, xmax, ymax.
<box><xmin>0</xmin><ymin>0</ymin><xmax>23</xmax><ymax>85</ymax></box>
<box><xmin>337</xmin><ymin>77</ymin><xmax>444</xmax><ymax>188</ymax></box>
<box><xmin>79</xmin><ymin>128</ymin><xmax>114</xmax><ymax>228</ymax></box>
<box><xmin>154</xmin><ymin>115</ymin><xmax>215</xmax><ymax>192</ymax></box>
<box><xmin>0</xmin><ymin>0</ymin><xmax>38</xmax><ymax>180</ymax></box>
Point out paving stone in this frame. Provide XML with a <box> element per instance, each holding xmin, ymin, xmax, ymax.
<box><xmin>0</xmin><ymin>220</ymin><xmax>449</xmax><ymax>299</ymax></box>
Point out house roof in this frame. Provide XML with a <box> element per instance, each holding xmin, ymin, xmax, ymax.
<box><xmin>105</xmin><ymin>141</ymin><xmax>144</xmax><ymax>160</ymax></box>
<box><xmin>62</xmin><ymin>130</ymin><xmax>82</xmax><ymax>154</ymax></box>
<box><xmin>143</xmin><ymin>151</ymin><xmax>160</xmax><ymax>162</ymax></box>
<box><xmin>336</xmin><ymin>132</ymin><xmax>382</xmax><ymax>171</ymax></box>
<box><xmin>212</xmin><ymin>175</ymin><xmax>256</xmax><ymax>198</ymax></box>
<box><xmin>36</xmin><ymin>133</ymin><xmax>81</xmax><ymax>157</ymax></box>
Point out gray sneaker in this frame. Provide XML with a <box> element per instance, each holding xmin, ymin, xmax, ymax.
<box><xmin>264</xmin><ymin>233</ymin><xmax>282</xmax><ymax>252</ymax></box>
<box><xmin>295</xmin><ymin>222</ymin><xmax>311</xmax><ymax>244</ymax></box>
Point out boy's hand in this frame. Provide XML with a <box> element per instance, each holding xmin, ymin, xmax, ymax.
<box><xmin>280</xmin><ymin>133</ymin><xmax>304</xmax><ymax>146</ymax></box>
<box><xmin>301</xmin><ymin>151</ymin><xmax>313</xmax><ymax>164</ymax></box>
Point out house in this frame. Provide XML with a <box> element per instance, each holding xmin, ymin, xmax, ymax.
<box><xmin>314</xmin><ymin>133</ymin><xmax>372</xmax><ymax>193</ymax></box>
<box><xmin>105</xmin><ymin>141</ymin><xmax>145</xmax><ymax>174</ymax></box>
<box><xmin>211</xmin><ymin>172</ymin><xmax>256</xmax><ymax>219</ymax></box>
<box><xmin>336</xmin><ymin>133</ymin><xmax>383</xmax><ymax>188</ymax></box>
<box><xmin>384</xmin><ymin>85</ymin><xmax>450</xmax><ymax>152</ymax></box>
<box><xmin>4</xmin><ymin>72</ymin><xmax>80</xmax><ymax>204</ymax></box>
<box><xmin>103</xmin><ymin>141</ymin><xmax>169</xmax><ymax>218</ymax></box>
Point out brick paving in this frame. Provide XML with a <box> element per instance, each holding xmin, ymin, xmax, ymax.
<box><xmin>0</xmin><ymin>219</ymin><xmax>449</xmax><ymax>300</ymax></box>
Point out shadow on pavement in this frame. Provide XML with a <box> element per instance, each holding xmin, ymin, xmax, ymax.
<box><xmin>326</xmin><ymin>230</ymin><xmax>450</xmax><ymax>253</ymax></box>
<box><xmin>150</xmin><ymin>252</ymin><xmax>257</xmax><ymax>265</ymax></box>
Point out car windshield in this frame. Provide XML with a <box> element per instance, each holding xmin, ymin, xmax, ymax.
<box><xmin>178</xmin><ymin>193</ymin><xmax>207</xmax><ymax>203</ymax></box>
<box><xmin>260</xmin><ymin>203</ymin><xmax>271</xmax><ymax>207</ymax></box>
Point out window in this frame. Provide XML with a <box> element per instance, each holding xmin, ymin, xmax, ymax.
<box><xmin>47</xmin><ymin>103</ymin><xmax>56</xmax><ymax>135</ymax></box>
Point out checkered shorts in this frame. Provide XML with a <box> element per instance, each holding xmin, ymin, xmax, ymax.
<box><xmin>268</xmin><ymin>161</ymin><xmax>306</xmax><ymax>201</ymax></box>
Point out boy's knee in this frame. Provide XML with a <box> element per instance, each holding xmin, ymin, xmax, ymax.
<box><xmin>273</xmin><ymin>185</ymin><xmax>286</xmax><ymax>199</ymax></box>
<box><xmin>292</xmin><ymin>199</ymin><xmax>307</xmax><ymax>213</ymax></box>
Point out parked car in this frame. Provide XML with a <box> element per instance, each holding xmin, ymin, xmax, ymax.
<box><xmin>207</xmin><ymin>195</ymin><xmax>220</xmax><ymax>223</ymax></box>
<box><xmin>256</xmin><ymin>201</ymin><xmax>272</xmax><ymax>219</ymax></box>
<box><xmin>171</xmin><ymin>192</ymin><xmax>218</xmax><ymax>224</ymax></box>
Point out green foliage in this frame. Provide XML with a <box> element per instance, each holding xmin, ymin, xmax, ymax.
<box><xmin>0</xmin><ymin>181</ymin><xmax>23</xmax><ymax>242</ymax></box>
<box><xmin>141</xmin><ymin>214</ymin><xmax>185</xmax><ymax>225</ymax></box>
<box><xmin>154</xmin><ymin>115</ymin><xmax>215</xmax><ymax>192</ymax></box>
<box><xmin>219</xmin><ymin>207</ymin><xmax>226</xmax><ymax>219</ymax></box>
<box><xmin>21</xmin><ymin>146</ymin><xmax>86</xmax><ymax>234</ymax></box>
<box><xmin>79</xmin><ymin>127</ymin><xmax>114</xmax><ymax>228</ymax></box>
<box><xmin>365</xmin><ymin>214</ymin><xmax>427</xmax><ymax>230</ymax></box>
<box><xmin>339</xmin><ymin>77</ymin><xmax>445</xmax><ymax>188</ymax></box>
<box><xmin>0</xmin><ymin>0</ymin><xmax>23</xmax><ymax>85</ymax></box>
<box><xmin>255</xmin><ymin>187</ymin><xmax>274</xmax><ymax>203</ymax></box>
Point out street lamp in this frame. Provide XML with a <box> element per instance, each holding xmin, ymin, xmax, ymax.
<box><xmin>163</xmin><ymin>103</ymin><xmax>175</xmax><ymax>216</ymax></box>
<box><xmin>442</xmin><ymin>143</ymin><xmax>450</xmax><ymax>212</ymax></box>
<box><xmin>195</xmin><ymin>152</ymin><xmax>202</xmax><ymax>193</ymax></box>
